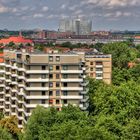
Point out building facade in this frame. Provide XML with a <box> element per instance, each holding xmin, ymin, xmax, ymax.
<box><xmin>59</xmin><ymin>18</ymin><xmax>92</xmax><ymax>35</ymax></box>
<box><xmin>0</xmin><ymin>49</ymin><xmax>111</xmax><ymax>128</ymax></box>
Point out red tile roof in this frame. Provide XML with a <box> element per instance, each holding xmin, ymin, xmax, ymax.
<box><xmin>0</xmin><ymin>36</ymin><xmax>33</xmax><ymax>44</ymax></box>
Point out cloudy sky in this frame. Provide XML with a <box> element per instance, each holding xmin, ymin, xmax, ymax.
<box><xmin>0</xmin><ymin>0</ymin><xmax>140</xmax><ymax>30</ymax></box>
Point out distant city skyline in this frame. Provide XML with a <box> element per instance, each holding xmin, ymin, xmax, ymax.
<box><xmin>0</xmin><ymin>0</ymin><xmax>140</xmax><ymax>30</ymax></box>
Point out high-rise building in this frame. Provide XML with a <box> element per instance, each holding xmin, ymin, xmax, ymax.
<box><xmin>59</xmin><ymin>18</ymin><xmax>92</xmax><ymax>35</ymax></box>
<box><xmin>0</xmin><ymin>49</ymin><xmax>111</xmax><ymax>128</ymax></box>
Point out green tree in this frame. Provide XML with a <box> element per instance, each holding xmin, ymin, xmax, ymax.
<box><xmin>90</xmin><ymin>80</ymin><xmax>140</xmax><ymax>139</ymax></box>
<box><xmin>102</xmin><ymin>42</ymin><xmax>136</xmax><ymax>69</ymax></box>
<box><xmin>0</xmin><ymin>126</ymin><xmax>13</xmax><ymax>140</ymax></box>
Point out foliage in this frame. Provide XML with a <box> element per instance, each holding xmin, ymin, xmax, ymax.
<box><xmin>89</xmin><ymin>80</ymin><xmax>140</xmax><ymax>139</ymax></box>
<box><xmin>0</xmin><ymin>115</ymin><xmax>21</xmax><ymax>138</ymax></box>
<box><xmin>0</xmin><ymin>126</ymin><xmax>13</xmax><ymax>140</ymax></box>
<box><xmin>102</xmin><ymin>42</ymin><xmax>137</xmax><ymax>69</ymax></box>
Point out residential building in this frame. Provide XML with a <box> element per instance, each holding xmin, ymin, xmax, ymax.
<box><xmin>85</xmin><ymin>53</ymin><xmax>112</xmax><ymax>84</ymax></box>
<box><xmin>0</xmin><ymin>48</ymin><xmax>112</xmax><ymax>128</ymax></box>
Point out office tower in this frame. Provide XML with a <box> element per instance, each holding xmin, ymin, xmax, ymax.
<box><xmin>0</xmin><ymin>49</ymin><xmax>111</xmax><ymax>128</ymax></box>
<box><xmin>59</xmin><ymin>18</ymin><xmax>92</xmax><ymax>35</ymax></box>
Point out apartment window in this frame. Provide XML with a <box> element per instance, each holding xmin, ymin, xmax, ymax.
<box><xmin>56</xmin><ymin>82</ymin><xmax>60</xmax><ymax>87</ymax></box>
<box><xmin>63</xmin><ymin>74</ymin><xmax>68</xmax><ymax>79</ymax></box>
<box><xmin>90</xmin><ymin>62</ymin><xmax>93</xmax><ymax>65</ymax></box>
<box><xmin>49</xmin><ymin>56</ymin><xmax>53</xmax><ymax>62</ymax></box>
<box><xmin>90</xmin><ymin>73</ymin><xmax>94</xmax><ymax>77</ymax></box>
<box><xmin>42</xmin><ymin>66</ymin><xmax>46</xmax><ymax>70</ymax></box>
<box><xmin>56</xmin><ymin>74</ymin><xmax>60</xmax><ymax>79</ymax></box>
<box><xmin>96</xmin><ymin>73</ymin><xmax>103</xmax><ymax>77</ymax></box>
<box><xmin>56</xmin><ymin>90</ymin><xmax>60</xmax><ymax>96</ymax></box>
<box><xmin>90</xmin><ymin>67</ymin><xmax>93</xmax><ymax>71</ymax></box>
<box><xmin>56</xmin><ymin>65</ymin><xmax>60</xmax><ymax>70</ymax></box>
<box><xmin>96</xmin><ymin>68</ymin><xmax>103</xmax><ymax>71</ymax></box>
<box><xmin>49</xmin><ymin>65</ymin><xmax>53</xmax><ymax>71</ymax></box>
<box><xmin>63</xmin><ymin>91</ymin><xmax>68</xmax><ymax>96</ymax></box>
<box><xmin>56</xmin><ymin>100</ymin><xmax>60</xmax><ymax>104</ymax></box>
<box><xmin>49</xmin><ymin>99</ymin><xmax>53</xmax><ymax>104</ymax></box>
<box><xmin>63</xmin><ymin>99</ymin><xmax>67</xmax><ymax>104</ymax></box>
<box><xmin>63</xmin><ymin>83</ymin><xmax>67</xmax><ymax>87</ymax></box>
<box><xmin>49</xmin><ymin>82</ymin><xmax>53</xmax><ymax>87</ymax></box>
<box><xmin>49</xmin><ymin>74</ymin><xmax>53</xmax><ymax>79</ymax></box>
<box><xmin>18</xmin><ymin>112</ymin><xmax>22</xmax><ymax>117</ymax></box>
<box><xmin>41</xmin><ymin>74</ymin><xmax>46</xmax><ymax>79</ymax></box>
<box><xmin>56</xmin><ymin>56</ymin><xmax>60</xmax><ymax>62</ymax></box>
<box><xmin>96</xmin><ymin>61</ymin><xmax>103</xmax><ymax>65</ymax></box>
<box><xmin>42</xmin><ymin>100</ymin><xmax>45</xmax><ymax>104</ymax></box>
<box><xmin>42</xmin><ymin>83</ymin><xmax>45</xmax><ymax>87</ymax></box>
<box><xmin>27</xmin><ymin>109</ymin><xmax>30</xmax><ymax>113</ymax></box>
<box><xmin>26</xmin><ymin>100</ymin><xmax>30</xmax><ymax>104</ymax></box>
<box><xmin>18</xmin><ymin>120</ymin><xmax>22</xmax><ymax>125</ymax></box>
<box><xmin>63</xmin><ymin>65</ymin><xmax>68</xmax><ymax>70</ymax></box>
<box><xmin>42</xmin><ymin>91</ymin><xmax>46</xmax><ymax>96</ymax></box>
<box><xmin>49</xmin><ymin>91</ymin><xmax>53</xmax><ymax>96</ymax></box>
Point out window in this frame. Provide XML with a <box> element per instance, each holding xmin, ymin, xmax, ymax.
<box><xmin>49</xmin><ymin>82</ymin><xmax>53</xmax><ymax>87</ymax></box>
<box><xmin>96</xmin><ymin>73</ymin><xmax>103</xmax><ymax>77</ymax></box>
<box><xmin>56</xmin><ymin>66</ymin><xmax>60</xmax><ymax>70</ymax></box>
<box><xmin>96</xmin><ymin>61</ymin><xmax>103</xmax><ymax>65</ymax></box>
<box><xmin>42</xmin><ymin>83</ymin><xmax>45</xmax><ymax>87</ymax></box>
<box><xmin>90</xmin><ymin>67</ymin><xmax>93</xmax><ymax>71</ymax></box>
<box><xmin>49</xmin><ymin>56</ymin><xmax>53</xmax><ymax>61</ymax></box>
<box><xmin>56</xmin><ymin>74</ymin><xmax>60</xmax><ymax>79</ymax></box>
<box><xmin>49</xmin><ymin>91</ymin><xmax>53</xmax><ymax>96</ymax></box>
<box><xmin>63</xmin><ymin>100</ymin><xmax>67</xmax><ymax>104</ymax></box>
<box><xmin>41</xmin><ymin>74</ymin><xmax>46</xmax><ymax>79</ymax></box>
<box><xmin>90</xmin><ymin>73</ymin><xmax>94</xmax><ymax>77</ymax></box>
<box><xmin>63</xmin><ymin>65</ymin><xmax>68</xmax><ymax>70</ymax></box>
<box><xmin>49</xmin><ymin>66</ymin><xmax>53</xmax><ymax>71</ymax></box>
<box><xmin>42</xmin><ymin>91</ymin><xmax>46</xmax><ymax>96</ymax></box>
<box><xmin>56</xmin><ymin>100</ymin><xmax>60</xmax><ymax>104</ymax></box>
<box><xmin>49</xmin><ymin>99</ymin><xmax>53</xmax><ymax>104</ymax></box>
<box><xmin>56</xmin><ymin>91</ymin><xmax>60</xmax><ymax>96</ymax></box>
<box><xmin>63</xmin><ymin>83</ymin><xmax>67</xmax><ymax>87</ymax></box>
<box><xmin>42</xmin><ymin>100</ymin><xmax>45</xmax><ymax>104</ymax></box>
<box><xmin>63</xmin><ymin>74</ymin><xmax>68</xmax><ymax>79</ymax></box>
<box><xmin>96</xmin><ymin>68</ymin><xmax>103</xmax><ymax>71</ymax></box>
<box><xmin>56</xmin><ymin>82</ymin><xmax>60</xmax><ymax>87</ymax></box>
<box><xmin>56</xmin><ymin>56</ymin><xmax>60</xmax><ymax>62</ymax></box>
<box><xmin>90</xmin><ymin>62</ymin><xmax>93</xmax><ymax>65</ymax></box>
<box><xmin>49</xmin><ymin>74</ymin><xmax>53</xmax><ymax>79</ymax></box>
<box><xmin>63</xmin><ymin>91</ymin><xmax>68</xmax><ymax>96</ymax></box>
<box><xmin>42</xmin><ymin>66</ymin><xmax>46</xmax><ymax>70</ymax></box>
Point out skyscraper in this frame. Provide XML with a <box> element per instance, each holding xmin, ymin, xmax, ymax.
<box><xmin>59</xmin><ymin>18</ymin><xmax>92</xmax><ymax>35</ymax></box>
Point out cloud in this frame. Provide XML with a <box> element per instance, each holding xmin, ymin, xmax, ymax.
<box><xmin>42</xmin><ymin>6</ymin><xmax>48</xmax><ymax>12</ymax></box>
<box><xmin>0</xmin><ymin>4</ymin><xmax>9</xmax><ymax>13</ymax></box>
<box><xmin>81</xmin><ymin>0</ymin><xmax>140</xmax><ymax>8</ymax></box>
<box><xmin>33</xmin><ymin>13</ymin><xmax>44</xmax><ymax>18</ymax></box>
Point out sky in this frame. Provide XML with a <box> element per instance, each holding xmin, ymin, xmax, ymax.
<box><xmin>0</xmin><ymin>0</ymin><xmax>140</xmax><ymax>31</ymax></box>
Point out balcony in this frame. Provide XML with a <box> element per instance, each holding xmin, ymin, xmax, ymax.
<box><xmin>23</xmin><ymin>103</ymin><xmax>49</xmax><ymax>108</ymax></box>
<box><xmin>25</xmin><ymin>87</ymin><xmax>49</xmax><ymax>91</ymax></box>
<box><xmin>80</xmin><ymin>89</ymin><xmax>89</xmax><ymax>95</ymax></box>
<box><xmin>61</xmin><ymin>78</ymin><xmax>83</xmax><ymax>82</ymax></box>
<box><xmin>80</xmin><ymin>81</ymin><xmax>89</xmax><ymax>86</ymax></box>
<box><xmin>23</xmin><ymin>95</ymin><xmax>49</xmax><ymax>100</ymax></box>
<box><xmin>61</xmin><ymin>70</ymin><xmax>83</xmax><ymax>74</ymax></box>
<box><xmin>61</xmin><ymin>96</ymin><xmax>83</xmax><ymax>100</ymax></box>
<box><xmin>81</xmin><ymin>96</ymin><xmax>89</xmax><ymax>102</ymax></box>
<box><xmin>96</xmin><ymin>77</ymin><xmax>103</xmax><ymax>80</ymax></box>
<box><xmin>61</xmin><ymin>87</ymin><xmax>83</xmax><ymax>91</ymax></box>
<box><xmin>25</xmin><ymin>78</ymin><xmax>49</xmax><ymax>82</ymax></box>
<box><xmin>26</xmin><ymin>70</ymin><xmax>49</xmax><ymax>74</ymax></box>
